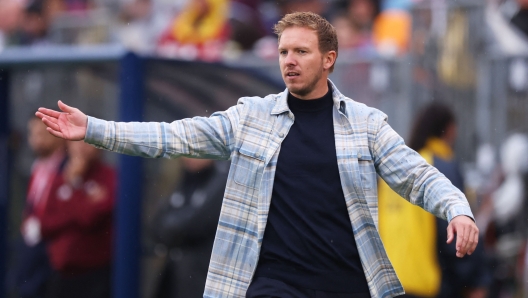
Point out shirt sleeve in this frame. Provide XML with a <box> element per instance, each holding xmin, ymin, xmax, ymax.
<box><xmin>372</xmin><ymin>116</ymin><xmax>474</xmax><ymax>222</ymax></box>
<box><xmin>84</xmin><ymin>104</ymin><xmax>242</xmax><ymax>160</ymax></box>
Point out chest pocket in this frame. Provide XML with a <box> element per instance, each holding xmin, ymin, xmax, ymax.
<box><xmin>357</xmin><ymin>148</ymin><xmax>375</xmax><ymax>190</ymax></box>
<box><xmin>233</xmin><ymin>143</ymin><xmax>266</xmax><ymax>189</ymax></box>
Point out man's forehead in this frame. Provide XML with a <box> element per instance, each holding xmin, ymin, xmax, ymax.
<box><xmin>279</xmin><ymin>26</ymin><xmax>318</xmax><ymax>45</ymax></box>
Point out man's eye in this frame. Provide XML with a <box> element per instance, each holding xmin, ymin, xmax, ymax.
<box><xmin>280</xmin><ymin>51</ymin><xmax>287</xmax><ymax>55</ymax></box>
<box><xmin>299</xmin><ymin>50</ymin><xmax>306</xmax><ymax>54</ymax></box>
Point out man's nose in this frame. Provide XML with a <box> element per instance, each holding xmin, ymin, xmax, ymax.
<box><xmin>283</xmin><ymin>52</ymin><xmax>296</xmax><ymax>66</ymax></box>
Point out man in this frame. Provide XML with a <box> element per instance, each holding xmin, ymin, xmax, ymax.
<box><xmin>11</xmin><ymin>116</ymin><xmax>66</xmax><ymax>298</ymax></box>
<box><xmin>36</xmin><ymin>12</ymin><xmax>478</xmax><ymax>298</ymax></box>
<box><xmin>36</xmin><ymin>140</ymin><xmax>116</xmax><ymax>298</ymax></box>
<box><xmin>151</xmin><ymin>158</ymin><xmax>228</xmax><ymax>298</ymax></box>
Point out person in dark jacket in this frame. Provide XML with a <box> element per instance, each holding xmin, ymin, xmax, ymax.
<box><xmin>151</xmin><ymin>158</ymin><xmax>228</xmax><ymax>298</ymax></box>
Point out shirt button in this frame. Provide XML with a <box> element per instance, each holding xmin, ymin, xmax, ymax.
<box><xmin>255</xmin><ymin>152</ymin><xmax>260</xmax><ymax>158</ymax></box>
<box><xmin>279</xmin><ymin>132</ymin><xmax>284</xmax><ymax>138</ymax></box>
<box><xmin>357</xmin><ymin>152</ymin><xmax>362</xmax><ymax>159</ymax></box>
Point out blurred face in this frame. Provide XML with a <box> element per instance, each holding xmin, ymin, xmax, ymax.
<box><xmin>67</xmin><ymin>140</ymin><xmax>100</xmax><ymax>162</ymax></box>
<box><xmin>348</xmin><ymin>0</ymin><xmax>375</xmax><ymax>28</ymax></box>
<box><xmin>28</xmin><ymin>118</ymin><xmax>64</xmax><ymax>158</ymax></box>
<box><xmin>332</xmin><ymin>16</ymin><xmax>359</xmax><ymax>49</ymax></box>
<box><xmin>278</xmin><ymin>26</ymin><xmax>335</xmax><ymax>99</ymax></box>
<box><xmin>443</xmin><ymin>122</ymin><xmax>457</xmax><ymax>148</ymax></box>
<box><xmin>0</xmin><ymin>0</ymin><xmax>23</xmax><ymax>32</ymax></box>
<box><xmin>22</xmin><ymin>12</ymin><xmax>47</xmax><ymax>38</ymax></box>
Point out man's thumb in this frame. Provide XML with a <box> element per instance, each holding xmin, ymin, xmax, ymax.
<box><xmin>58</xmin><ymin>100</ymin><xmax>75</xmax><ymax>113</ymax></box>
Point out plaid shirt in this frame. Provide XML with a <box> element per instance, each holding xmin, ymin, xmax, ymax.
<box><xmin>85</xmin><ymin>80</ymin><xmax>474</xmax><ymax>298</ymax></box>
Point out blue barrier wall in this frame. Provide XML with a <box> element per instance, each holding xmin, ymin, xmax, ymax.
<box><xmin>114</xmin><ymin>53</ymin><xmax>144</xmax><ymax>298</ymax></box>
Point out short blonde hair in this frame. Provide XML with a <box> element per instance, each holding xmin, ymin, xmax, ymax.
<box><xmin>274</xmin><ymin>12</ymin><xmax>339</xmax><ymax>72</ymax></box>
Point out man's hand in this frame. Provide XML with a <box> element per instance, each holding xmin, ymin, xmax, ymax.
<box><xmin>447</xmin><ymin>215</ymin><xmax>479</xmax><ymax>258</ymax></box>
<box><xmin>35</xmin><ymin>101</ymin><xmax>88</xmax><ymax>141</ymax></box>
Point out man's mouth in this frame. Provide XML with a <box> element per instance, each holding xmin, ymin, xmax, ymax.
<box><xmin>286</xmin><ymin>72</ymin><xmax>300</xmax><ymax>78</ymax></box>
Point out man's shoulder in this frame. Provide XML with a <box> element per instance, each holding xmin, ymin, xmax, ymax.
<box><xmin>236</xmin><ymin>92</ymin><xmax>282</xmax><ymax>106</ymax></box>
<box><xmin>235</xmin><ymin>91</ymin><xmax>285</xmax><ymax>115</ymax></box>
<box><xmin>342</xmin><ymin>96</ymin><xmax>388</xmax><ymax>123</ymax></box>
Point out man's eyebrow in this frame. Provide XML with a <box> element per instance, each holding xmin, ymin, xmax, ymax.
<box><xmin>277</xmin><ymin>47</ymin><xmax>310</xmax><ymax>51</ymax></box>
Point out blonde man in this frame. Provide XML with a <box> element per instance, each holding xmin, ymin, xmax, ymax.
<box><xmin>37</xmin><ymin>12</ymin><xmax>478</xmax><ymax>298</ymax></box>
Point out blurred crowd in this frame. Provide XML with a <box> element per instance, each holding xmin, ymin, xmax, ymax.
<box><xmin>1</xmin><ymin>0</ymin><xmax>527</xmax><ymax>60</ymax></box>
<box><xmin>0</xmin><ymin>0</ymin><xmax>437</xmax><ymax>59</ymax></box>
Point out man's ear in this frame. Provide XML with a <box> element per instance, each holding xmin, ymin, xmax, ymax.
<box><xmin>323</xmin><ymin>51</ymin><xmax>337</xmax><ymax>71</ymax></box>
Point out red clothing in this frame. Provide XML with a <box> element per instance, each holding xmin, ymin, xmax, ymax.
<box><xmin>38</xmin><ymin>161</ymin><xmax>116</xmax><ymax>275</ymax></box>
<box><xmin>25</xmin><ymin>150</ymin><xmax>66</xmax><ymax>219</ymax></box>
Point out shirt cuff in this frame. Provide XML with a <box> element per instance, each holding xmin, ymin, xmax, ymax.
<box><xmin>84</xmin><ymin>116</ymin><xmax>113</xmax><ymax>150</ymax></box>
<box><xmin>446</xmin><ymin>204</ymin><xmax>475</xmax><ymax>222</ymax></box>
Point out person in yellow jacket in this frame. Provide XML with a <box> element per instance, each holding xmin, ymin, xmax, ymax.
<box><xmin>379</xmin><ymin>102</ymin><xmax>490</xmax><ymax>298</ymax></box>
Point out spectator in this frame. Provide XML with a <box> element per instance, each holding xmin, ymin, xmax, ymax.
<box><xmin>226</xmin><ymin>0</ymin><xmax>267</xmax><ymax>55</ymax></box>
<box><xmin>331</xmin><ymin>12</ymin><xmax>376</xmax><ymax>56</ymax></box>
<box><xmin>28</xmin><ymin>140</ymin><xmax>116</xmax><ymax>298</ymax></box>
<box><xmin>9</xmin><ymin>0</ymin><xmax>51</xmax><ymax>46</ymax></box>
<box><xmin>346</xmin><ymin>0</ymin><xmax>380</xmax><ymax>36</ymax></box>
<box><xmin>11</xmin><ymin>116</ymin><xmax>66</xmax><ymax>298</ymax></box>
<box><xmin>0</xmin><ymin>0</ymin><xmax>24</xmax><ymax>48</ymax></box>
<box><xmin>118</xmin><ymin>0</ymin><xmax>188</xmax><ymax>53</ymax></box>
<box><xmin>156</xmin><ymin>0</ymin><xmax>230</xmax><ymax>61</ymax></box>
<box><xmin>329</xmin><ymin>0</ymin><xmax>378</xmax><ymax>57</ymax></box>
<box><xmin>378</xmin><ymin>102</ymin><xmax>490</xmax><ymax>298</ymax></box>
<box><xmin>150</xmin><ymin>158</ymin><xmax>228</xmax><ymax>298</ymax></box>
<box><xmin>372</xmin><ymin>0</ymin><xmax>412</xmax><ymax>56</ymax></box>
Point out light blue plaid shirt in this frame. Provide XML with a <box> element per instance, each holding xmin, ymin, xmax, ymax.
<box><xmin>85</xmin><ymin>80</ymin><xmax>474</xmax><ymax>298</ymax></box>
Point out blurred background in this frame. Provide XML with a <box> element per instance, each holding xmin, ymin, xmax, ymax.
<box><xmin>1</xmin><ymin>0</ymin><xmax>528</xmax><ymax>297</ymax></box>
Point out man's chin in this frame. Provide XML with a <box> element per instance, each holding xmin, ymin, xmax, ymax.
<box><xmin>285</xmin><ymin>84</ymin><xmax>308</xmax><ymax>96</ymax></box>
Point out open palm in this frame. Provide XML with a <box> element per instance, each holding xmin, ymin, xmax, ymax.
<box><xmin>35</xmin><ymin>100</ymin><xmax>88</xmax><ymax>141</ymax></box>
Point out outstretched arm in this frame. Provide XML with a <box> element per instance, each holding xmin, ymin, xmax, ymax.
<box><xmin>35</xmin><ymin>100</ymin><xmax>87</xmax><ymax>141</ymax></box>
<box><xmin>373</xmin><ymin>117</ymin><xmax>478</xmax><ymax>258</ymax></box>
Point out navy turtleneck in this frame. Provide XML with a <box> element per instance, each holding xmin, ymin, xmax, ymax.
<box><xmin>254</xmin><ymin>87</ymin><xmax>369</xmax><ymax>294</ymax></box>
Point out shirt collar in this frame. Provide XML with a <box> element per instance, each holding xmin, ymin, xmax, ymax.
<box><xmin>271</xmin><ymin>79</ymin><xmax>347</xmax><ymax>116</ymax></box>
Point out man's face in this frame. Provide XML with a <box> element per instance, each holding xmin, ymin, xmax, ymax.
<box><xmin>278</xmin><ymin>26</ymin><xmax>333</xmax><ymax>99</ymax></box>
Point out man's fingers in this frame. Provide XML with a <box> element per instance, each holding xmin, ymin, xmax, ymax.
<box><xmin>41</xmin><ymin>116</ymin><xmax>61</xmax><ymax>132</ymax></box>
<box><xmin>58</xmin><ymin>100</ymin><xmax>75</xmax><ymax>113</ymax></box>
<box><xmin>36</xmin><ymin>107</ymin><xmax>61</xmax><ymax>119</ymax></box>
<box><xmin>46</xmin><ymin>127</ymin><xmax>64</xmax><ymax>139</ymax></box>
<box><xmin>42</xmin><ymin>115</ymin><xmax>59</xmax><ymax>125</ymax></box>
<box><xmin>446</xmin><ymin>225</ymin><xmax>454</xmax><ymax>244</ymax></box>
<box><xmin>466</xmin><ymin>229</ymin><xmax>479</xmax><ymax>256</ymax></box>
<box><xmin>456</xmin><ymin>226</ymin><xmax>469</xmax><ymax>258</ymax></box>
